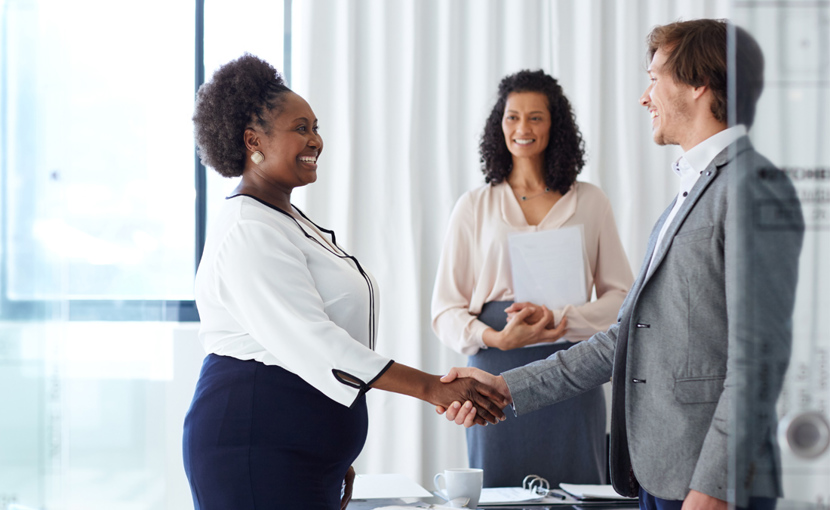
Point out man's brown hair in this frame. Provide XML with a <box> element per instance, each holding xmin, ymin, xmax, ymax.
<box><xmin>647</xmin><ymin>19</ymin><xmax>764</xmax><ymax>128</ymax></box>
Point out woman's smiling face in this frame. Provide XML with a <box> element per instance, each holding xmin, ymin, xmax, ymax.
<box><xmin>248</xmin><ymin>91</ymin><xmax>324</xmax><ymax>189</ymax></box>
<box><xmin>501</xmin><ymin>91</ymin><xmax>551</xmax><ymax>163</ymax></box>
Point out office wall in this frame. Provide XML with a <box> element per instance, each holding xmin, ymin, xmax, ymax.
<box><xmin>289</xmin><ymin>0</ymin><xmax>732</xmax><ymax>489</ymax></box>
<box><xmin>3</xmin><ymin>1</ymin><xmax>828</xmax><ymax>508</ymax></box>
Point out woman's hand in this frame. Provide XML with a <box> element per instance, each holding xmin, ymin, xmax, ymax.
<box><xmin>483</xmin><ymin>305</ymin><xmax>568</xmax><ymax>350</ymax></box>
<box><xmin>505</xmin><ymin>302</ymin><xmax>549</xmax><ymax>326</ymax></box>
<box><xmin>435</xmin><ymin>367</ymin><xmax>513</xmax><ymax>428</ymax></box>
<box><xmin>368</xmin><ymin>363</ymin><xmax>507</xmax><ymax>427</ymax></box>
<box><xmin>426</xmin><ymin>374</ymin><xmax>509</xmax><ymax>425</ymax></box>
<box><xmin>341</xmin><ymin>465</ymin><xmax>355</xmax><ymax>510</ymax></box>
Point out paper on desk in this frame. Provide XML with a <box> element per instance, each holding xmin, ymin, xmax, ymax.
<box><xmin>373</xmin><ymin>507</ymin><xmax>456</xmax><ymax>510</ymax></box>
<box><xmin>352</xmin><ymin>473</ymin><xmax>432</xmax><ymax>499</ymax></box>
<box><xmin>508</xmin><ymin>226</ymin><xmax>587</xmax><ymax>311</ymax></box>
<box><xmin>559</xmin><ymin>483</ymin><xmax>637</xmax><ymax>500</ymax></box>
<box><xmin>478</xmin><ymin>487</ymin><xmax>544</xmax><ymax>505</ymax></box>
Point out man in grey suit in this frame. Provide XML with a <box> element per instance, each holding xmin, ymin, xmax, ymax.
<box><xmin>439</xmin><ymin>19</ymin><xmax>804</xmax><ymax>510</ymax></box>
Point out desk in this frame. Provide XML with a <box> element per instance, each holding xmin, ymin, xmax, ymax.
<box><xmin>349</xmin><ymin>496</ymin><xmax>639</xmax><ymax>509</ymax></box>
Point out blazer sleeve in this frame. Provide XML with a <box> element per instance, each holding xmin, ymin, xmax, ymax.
<box><xmin>690</xmin><ymin>159</ymin><xmax>803</xmax><ymax>505</ymax></box>
<box><xmin>555</xmin><ymin>197</ymin><xmax>634</xmax><ymax>340</ymax></box>
<box><xmin>431</xmin><ymin>194</ymin><xmax>490</xmax><ymax>355</ymax></box>
<box><xmin>212</xmin><ymin>220</ymin><xmax>393</xmax><ymax>408</ymax></box>
<box><xmin>502</xmin><ymin>322</ymin><xmax>618</xmax><ymax>415</ymax></box>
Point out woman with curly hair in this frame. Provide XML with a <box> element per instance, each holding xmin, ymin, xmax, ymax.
<box><xmin>431</xmin><ymin>70</ymin><xmax>633</xmax><ymax>487</ymax></box>
<box><xmin>182</xmin><ymin>54</ymin><xmax>507</xmax><ymax>510</ymax></box>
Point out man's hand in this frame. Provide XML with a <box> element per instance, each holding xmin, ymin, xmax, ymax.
<box><xmin>368</xmin><ymin>363</ymin><xmax>508</xmax><ymax>427</ymax></box>
<box><xmin>427</xmin><ymin>373</ymin><xmax>509</xmax><ymax>426</ymax></box>
<box><xmin>483</xmin><ymin>305</ymin><xmax>568</xmax><ymax>350</ymax></box>
<box><xmin>434</xmin><ymin>367</ymin><xmax>512</xmax><ymax>427</ymax></box>
<box><xmin>681</xmin><ymin>490</ymin><xmax>727</xmax><ymax>510</ymax></box>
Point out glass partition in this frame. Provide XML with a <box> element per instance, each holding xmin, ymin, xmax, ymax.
<box><xmin>733</xmin><ymin>1</ymin><xmax>830</xmax><ymax>507</ymax></box>
<box><xmin>0</xmin><ymin>0</ymin><xmax>286</xmax><ymax>508</ymax></box>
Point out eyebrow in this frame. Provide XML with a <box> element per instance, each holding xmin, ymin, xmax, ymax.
<box><xmin>505</xmin><ymin>109</ymin><xmax>547</xmax><ymax>114</ymax></box>
<box><xmin>291</xmin><ymin>117</ymin><xmax>317</xmax><ymax>123</ymax></box>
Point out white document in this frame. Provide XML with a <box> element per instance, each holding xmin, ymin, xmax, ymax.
<box><xmin>374</xmin><ymin>507</ymin><xmax>456</xmax><ymax>510</ymax></box>
<box><xmin>478</xmin><ymin>487</ymin><xmax>544</xmax><ymax>505</ymax></box>
<box><xmin>351</xmin><ymin>473</ymin><xmax>432</xmax><ymax>499</ymax></box>
<box><xmin>559</xmin><ymin>483</ymin><xmax>637</xmax><ymax>500</ymax></box>
<box><xmin>508</xmin><ymin>226</ymin><xmax>587</xmax><ymax>311</ymax></box>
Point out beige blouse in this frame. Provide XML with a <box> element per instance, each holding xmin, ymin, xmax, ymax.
<box><xmin>431</xmin><ymin>181</ymin><xmax>634</xmax><ymax>356</ymax></box>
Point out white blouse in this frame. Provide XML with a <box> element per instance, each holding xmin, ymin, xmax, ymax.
<box><xmin>431</xmin><ymin>181</ymin><xmax>634</xmax><ymax>356</ymax></box>
<box><xmin>195</xmin><ymin>195</ymin><xmax>392</xmax><ymax>408</ymax></box>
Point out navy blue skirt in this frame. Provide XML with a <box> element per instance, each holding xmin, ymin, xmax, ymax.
<box><xmin>183</xmin><ymin>354</ymin><xmax>368</xmax><ymax>509</ymax></box>
<box><xmin>467</xmin><ymin>302</ymin><xmax>607</xmax><ymax>488</ymax></box>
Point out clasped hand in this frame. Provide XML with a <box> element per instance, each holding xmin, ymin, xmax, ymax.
<box><xmin>434</xmin><ymin>302</ymin><xmax>565</xmax><ymax>427</ymax></box>
<box><xmin>429</xmin><ymin>373</ymin><xmax>511</xmax><ymax>426</ymax></box>
<box><xmin>434</xmin><ymin>367</ymin><xmax>513</xmax><ymax>428</ymax></box>
<box><xmin>484</xmin><ymin>302</ymin><xmax>568</xmax><ymax>350</ymax></box>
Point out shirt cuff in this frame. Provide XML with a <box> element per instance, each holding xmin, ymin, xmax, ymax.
<box><xmin>469</xmin><ymin>320</ymin><xmax>490</xmax><ymax>351</ymax></box>
<box><xmin>553</xmin><ymin>308</ymin><xmax>565</xmax><ymax>328</ymax></box>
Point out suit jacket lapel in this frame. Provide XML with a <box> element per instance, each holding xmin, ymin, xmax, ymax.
<box><xmin>644</xmin><ymin>137</ymin><xmax>753</xmax><ymax>281</ymax></box>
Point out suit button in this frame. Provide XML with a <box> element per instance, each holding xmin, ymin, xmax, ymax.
<box><xmin>618</xmin><ymin>318</ymin><xmax>622</xmax><ymax>323</ymax></box>
<box><xmin>682</xmin><ymin>191</ymin><xmax>688</xmax><ymax>197</ymax></box>
<box><xmin>636</xmin><ymin>323</ymin><xmax>650</xmax><ymax>328</ymax></box>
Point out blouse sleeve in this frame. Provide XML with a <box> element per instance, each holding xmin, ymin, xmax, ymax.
<box><xmin>431</xmin><ymin>194</ymin><xmax>490</xmax><ymax>356</ymax></box>
<box><xmin>553</xmin><ymin>197</ymin><xmax>634</xmax><ymax>341</ymax></box>
<box><xmin>213</xmin><ymin>220</ymin><xmax>393</xmax><ymax>408</ymax></box>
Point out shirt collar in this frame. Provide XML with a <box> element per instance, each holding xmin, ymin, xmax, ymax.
<box><xmin>677</xmin><ymin>125</ymin><xmax>747</xmax><ymax>175</ymax></box>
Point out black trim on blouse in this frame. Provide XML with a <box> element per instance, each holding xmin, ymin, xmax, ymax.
<box><xmin>227</xmin><ymin>194</ymin><xmax>384</xmax><ymax>392</ymax></box>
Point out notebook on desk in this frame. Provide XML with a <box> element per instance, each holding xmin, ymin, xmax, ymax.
<box><xmin>559</xmin><ymin>483</ymin><xmax>637</xmax><ymax>501</ymax></box>
<box><xmin>478</xmin><ymin>474</ymin><xmax>637</xmax><ymax>506</ymax></box>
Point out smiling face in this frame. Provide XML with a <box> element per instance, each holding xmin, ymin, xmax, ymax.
<box><xmin>501</xmin><ymin>91</ymin><xmax>551</xmax><ymax>164</ymax></box>
<box><xmin>246</xmin><ymin>91</ymin><xmax>323</xmax><ymax>190</ymax></box>
<box><xmin>640</xmin><ymin>47</ymin><xmax>695</xmax><ymax>148</ymax></box>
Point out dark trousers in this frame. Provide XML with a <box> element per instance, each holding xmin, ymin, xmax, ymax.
<box><xmin>639</xmin><ymin>488</ymin><xmax>777</xmax><ymax>510</ymax></box>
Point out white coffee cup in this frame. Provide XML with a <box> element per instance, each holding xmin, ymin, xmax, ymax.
<box><xmin>433</xmin><ymin>468</ymin><xmax>483</xmax><ymax>508</ymax></box>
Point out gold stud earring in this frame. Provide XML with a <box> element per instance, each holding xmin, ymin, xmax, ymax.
<box><xmin>251</xmin><ymin>151</ymin><xmax>264</xmax><ymax>164</ymax></box>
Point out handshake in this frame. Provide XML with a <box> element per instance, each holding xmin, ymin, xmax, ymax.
<box><xmin>431</xmin><ymin>367</ymin><xmax>513</xmax><ymax>428</ymax></box>
<box><xmin>430</xmin><ymin>302</ymin><xmax>563</xmax><ymax>427</ymax></box>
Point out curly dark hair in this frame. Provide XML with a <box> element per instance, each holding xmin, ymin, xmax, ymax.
<box><xmin>479</xmin><ymin>70</ymin><xmax>585</xmax><ymax>194</ymax></box>
<box><xmin>193</xmin><ymin>53</ymin><xmax>292</xmax><ymax>177</ymax></box>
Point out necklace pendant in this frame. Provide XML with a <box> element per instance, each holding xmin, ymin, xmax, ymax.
<box><xmin>519</xmin><ymin>187</ymin><xmax>550</xmax><ymax>202</ymax></box>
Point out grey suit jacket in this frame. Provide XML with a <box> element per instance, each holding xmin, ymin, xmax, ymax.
<box><xmin>502</xmin><ymin>137</ymin><xmax>804</xmax><ymax>504</ymax></box>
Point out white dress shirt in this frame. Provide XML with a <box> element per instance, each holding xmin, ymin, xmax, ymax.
<box><xmin>646</xmin><ymin>125</ymin><xmax>747</xmax><ymax>275</ymax></box>
<box><xmin>195</xmin><ymin>195</ymin><xmax>392</xmax><ymax>408</ymax></box>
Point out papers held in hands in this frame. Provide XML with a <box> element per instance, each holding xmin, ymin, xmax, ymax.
<box><xmin>508</xmin><ymin>226</ymin><xmax>587</xmax><ymax>312</ymax></box>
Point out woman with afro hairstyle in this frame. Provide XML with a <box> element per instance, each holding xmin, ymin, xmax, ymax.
<box><xmin>183</xmin><ymin>54</ymin><xmax>508</xmax><ymax>510</ymax></box>
<box><xmin>431</xmin><ymin>70</ymin><xmax>633</xmax><ymax>487</ymax></box>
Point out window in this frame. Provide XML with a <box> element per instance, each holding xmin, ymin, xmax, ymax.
<box><xmin>0</xmin><ymin>1</ymin><xmax>290</xmax><ymax>508</ymax></box>
<box><xmin>1</xmin><ymin>0</ymin><xmax>289</xmax><ymax>321</ymax></box>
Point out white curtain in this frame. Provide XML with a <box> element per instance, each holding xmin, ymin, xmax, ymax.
<box><xmin>289</xmin><ymin>0</ymin><xmax>730</xmax><ymax>487</ymax></box>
